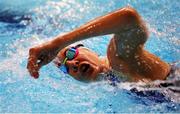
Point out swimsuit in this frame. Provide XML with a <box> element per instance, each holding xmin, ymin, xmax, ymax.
<box><xmin>158</xmin><ymin>61</ymin><xmax>180</xmax><ymax>92</ymax></box>
<box><xmin>99</xmin><ymin>61</ymin><xmax>180</xmax><ymax>102</ymax></box>
<box><xmin>97</xmin><ymin>70</ymin><xmax>129</xmax><ymax>86</ymax></box>
<box><xmin>166</xmin><ymin>62</ymin><xmax>180</xmax><ymax>81</ymax></box>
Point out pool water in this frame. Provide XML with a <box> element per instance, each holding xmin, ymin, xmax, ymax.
<box><xmin>0</xmin><ymin>0</ymin><xmax>180</xmax><ymax>113</ymax></box>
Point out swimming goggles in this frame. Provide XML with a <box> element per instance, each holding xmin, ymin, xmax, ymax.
<box><xmin>59</xmin><ymin>44</ymin><xmax>84</xmax><ymax>73</ymax></box>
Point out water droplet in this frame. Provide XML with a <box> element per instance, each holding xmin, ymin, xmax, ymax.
<box><xmin>155</xmin><ymin>61</ymin><xmax>159</xmax><ymax>64</ymax></box>
<box><xmin>142</xmin><ymin>60</ymin><xmax>146</xmax><ymax>63</ymax></box>
<box><xmin>135</xmin><ymin>55</ymin><xmax>139</xmax><ymax>58</ymax></box>
<box><xmin>137</xmin><ymin>62</ymin><xmax>141</xmax><ymax>65</ymax></box>
<box><xmin>126</xmin><ymin>50</ymin><xmax>130</xmax><ymax>53</ymax></box>
<box><xmin>119</xmin><ymin>64</ymin><xmax>123</xmax><ymax>69</ymax></box>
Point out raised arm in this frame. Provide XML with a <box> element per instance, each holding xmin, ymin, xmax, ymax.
<box><xmin>27</xmin><ymin>6</ymin><xmax>143</xmax><ymax>78</ymax></box>
<box><xmin>51</xmin><ymin>6</ymin><xmax>142</xmax><ymax>50</ymax></box>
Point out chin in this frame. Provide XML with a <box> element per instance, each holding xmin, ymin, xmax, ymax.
<box><xmin>78</xmin><ymin>70</ymin><xmax>98</xmax><ymax>82</ymax></box>
<box><xmin>89</xmin><ymin>66</ymin><xmax>103</xmax><ymax>80</ymax></box>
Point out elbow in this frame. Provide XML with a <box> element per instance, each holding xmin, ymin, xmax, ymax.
<box><xmin>120</xmin><ymin>6</ymin><xmax>142</xmax><ymax>25</ymax></box>
<box><xmin>119</xmin><ymin>6</ymin><xmax>149</xmax><ymax>37</ymax></box>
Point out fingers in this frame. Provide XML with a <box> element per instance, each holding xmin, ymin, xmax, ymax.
<box><xmin>27</xmin><ymin>48</ymin><xmax>40</xmax><ymax>79</ymax></box>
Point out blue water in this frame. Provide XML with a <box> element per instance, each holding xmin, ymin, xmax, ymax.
<box><xmin>0</xmin><ymin>0</ymin><xmax>180</xmax><ymax>113</ymax></box>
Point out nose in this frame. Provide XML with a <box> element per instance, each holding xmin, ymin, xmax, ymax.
<box><xmin>66</xmin><ymin>60</ymin><xmax>79</xmax><ymax>72</ymax></box>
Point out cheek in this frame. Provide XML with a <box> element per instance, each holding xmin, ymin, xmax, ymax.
<box><xmin>69</xmin><ymin>72</ymin><xmax>82</xmax><ymax>80</ymax></box>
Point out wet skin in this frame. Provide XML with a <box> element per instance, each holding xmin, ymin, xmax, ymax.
<box><xmin>55</xmin><ymin>47</ymin><xmax>109</xmax><ymax>81</ymax></box>
<box><xmin>54</xmin><ymin>48</ymin><xmax>115</xmax><ymax>82</ymax></box>
<box><xmin>27</xmin><ymin>7</ymin><xmax>170</xmax><ymax>82</ymax></box>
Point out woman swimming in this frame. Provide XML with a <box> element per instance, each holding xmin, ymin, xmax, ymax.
<box><xmin>27</xmin><ymin>6</ymin><xmax>172</xmax><ymax>82</ymax></box>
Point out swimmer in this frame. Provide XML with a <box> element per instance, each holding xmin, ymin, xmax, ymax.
<box><xmin>27</xmin><ymin>7</ymin><xmax>173</xmax><ymax>82</ymax></box>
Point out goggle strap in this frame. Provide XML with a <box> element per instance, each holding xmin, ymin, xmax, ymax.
<box><xmin>74</xmin><ymin>49</ymin><xmax>79</xmax><ymax>58</ymax></box>
<box><xmin>62</xmin><ymin>57</ymin><xmax>68</xmax><ymax>64</ymax></box>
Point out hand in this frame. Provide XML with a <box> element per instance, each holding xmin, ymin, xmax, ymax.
<box><xmin>27</xmin><ymin>43</ymin><xmax>59</xmax><ymax>79</ymax></box>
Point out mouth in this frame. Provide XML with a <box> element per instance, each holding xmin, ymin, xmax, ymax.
<box><xmin>81</xmin><ymin>64</ymin><xmax>90</xmax><ymax>73</ymax></box>
<box><xmin>79</xmin><ymin>62</ymin><xmax>92</xmax><ymax>76</ymax></box>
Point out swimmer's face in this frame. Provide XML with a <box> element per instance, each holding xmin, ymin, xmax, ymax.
<box><xmin>55</xmin><ymin>46</ymin><xmax>106</xmax><ymax>82</ymax></box>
